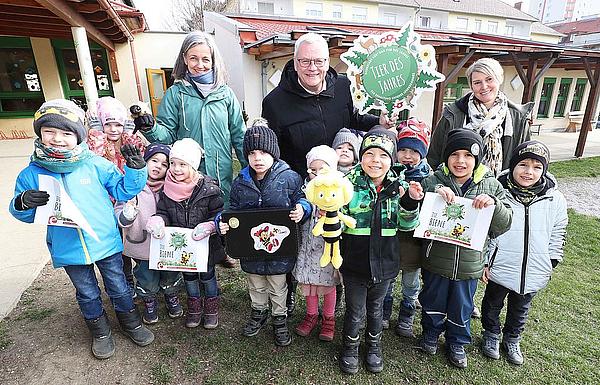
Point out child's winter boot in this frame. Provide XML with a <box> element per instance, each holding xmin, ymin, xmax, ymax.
<box><xmin>295</xmin><ymin>313</ymin><xmax>318</xmax><ymax>337</ymax></box>
<box><xmin>482</xmin><ymin>330</ymin><xmax>501</xmax><ymax>359</ymax></box>
<box><xmin>339</xmin><ymin>334</ymin><xmax>360</xmax><ymax>374</ymax></box>
<box><xmin>85</xmin><ymin>312</ymin><xmax>115</xmax><ymax>359</ymax></box>
<box><xmin>319</xmin><ymin>315</ymin><xmax>335</xmax><ymax>342</ymax></box>
<box><xmin>365</xmin><ymin>331</ymin><xmax>383</xmax><ymax>373</ymax></box>
<box><xmin>116</xmin><ymin>308</ymin><xmax>155</xmax><ymax>346</ymax></box>
<box><xmin>394</xmin><ymin>302</ymin><xmax>416</xmax><ymax>338</ymax></box>
<box><xmin>447</xmin><ymin>343</ymin><xmax>468</xmax><ymax>368</ymax></box>
<box><xmin>185</xmin><ymin>296</ymin><xmax>204</xmax><ymax>328</ymax></box>
<box><xmin>272</xmin><ymin>314</ymin><xmax>292</xmax><ymax>346</ymax></box>
<box><xmin>242</xmin><ymin>308</ymin><xmax>269</xmax><ymax>337</ymax></box>
<box><xmin>142</xmin><ymin>296</ymin><xmax>159</xmax><ymax>324</ymax></box>
<box><xmin>164</xmin><ymin>293</ymin><xmax>183</xmax><ymax>318</ymax></box>
<box><xmin>203</xmin><ymin>296</ymin><xmax>219</xmax><ymax>329</ymax></box>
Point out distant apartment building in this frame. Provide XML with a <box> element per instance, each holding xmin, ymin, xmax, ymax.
<box><xmin>528</xmin><ymin>0</ymin><xmax>600</xmax><ymax>23</ymax></box>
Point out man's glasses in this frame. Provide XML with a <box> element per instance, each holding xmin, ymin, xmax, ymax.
<box><xmin>296</xmin><ymin>58</ymin><xmax>328</xmax><ymax>68</ymax></box>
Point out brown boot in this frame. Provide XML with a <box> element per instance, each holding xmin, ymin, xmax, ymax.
<box><xmin>203</xmin><ymin>296</ymin><xmax>219</xmax><ymax>329</ymax></box>
<box><xmin>219</xmin><ymin>255</ymin><xmax>237</xmax><ymax>269</ymax></box>
<box><xmin>319</xmin><ymin>316</ymin><xmax>335</xmax><ymax>342</ymax></box>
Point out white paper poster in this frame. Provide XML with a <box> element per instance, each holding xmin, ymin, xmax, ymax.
<box><xmin>413</xmin><ymin>192</ymin><xmax>495</xmax><ymax>251</ymax></box>
<box><xmin>34</xmin><ymin>174</ymin><xmax>99</xmax><ymax>241</ymax></box>
<box><xmin>149</xmin><ymin>227</ymin><xmax>209</xmax><ymax>272</ymax></box>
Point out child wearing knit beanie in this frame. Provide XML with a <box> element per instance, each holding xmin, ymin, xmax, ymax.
<box><xmin>293</xmin><ymin>145</ymin><xmax>341</xmax><ymax>342</ymax></box>
<box><xmin>382</xmin><ymin>117</ymin><xmax>433</xmax><ymax>335</ymax></box>
<box><xmin>339</xmin><ymin>126</ymin><xmax>423</xmax><ymax>375</ymax></box>
<box><xmin>219</xmin><ymin>119</ymin><xmax>312</xmax><ymax>347</ymax></box>
<box><xmin>10</xmin><ymin>99</ymin><xmax>153</xmax><ymax>359</ymax></box>
<box><xmin>146</xmin><ymin>137</ymin><xmax>226</xmax><ymax>330</ymax></box>
<box><xmin>87</xmin><ymin>96</ymin><xmax>145</xmax><ymax>173</ymax></box>
<box><xmin>332</xmin><ymin>128</ymin><xmax>361</xmax><ymax>174</ymax></box>
<box><xmin>418</xmin><ymin>128</ymin><xmax>512</xmax><ymax>369</ymax></box>
<box><xmin>480</xmin><ymin>140</ymin><xmax>567</xmax><ymax>366</ymax></box>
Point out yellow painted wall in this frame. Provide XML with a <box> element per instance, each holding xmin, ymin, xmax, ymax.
<box><xmin>530</xmin><ymin>33</ymin><xmax>561</xmax><ymax>44</ymax></box>
<box><xmin>293</xmin><ymin>0</ymin><xmax>378</xmax><ymax>23</ymax></box>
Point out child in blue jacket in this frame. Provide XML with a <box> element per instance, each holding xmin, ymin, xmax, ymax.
<box><xmin>219</xmin><ymin>120</ymin><xmax>311</xmax><ymax>347</ymax></box>
<box><xmin>9</xmin><ymin>99</ymin><xmax>153</xmax><ymax>360</ymax></box>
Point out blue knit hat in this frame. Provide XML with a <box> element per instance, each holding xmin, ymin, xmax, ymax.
<box><xmin>144</xmin><ymin>143</ymin><xmax>170</xmax><ymax>162</ymax></box>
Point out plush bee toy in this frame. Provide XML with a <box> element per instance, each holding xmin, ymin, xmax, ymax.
<box><xmin>304</xmin><ymin>166</ymin><xmax>356</xmax><ymax>269</ymax></box>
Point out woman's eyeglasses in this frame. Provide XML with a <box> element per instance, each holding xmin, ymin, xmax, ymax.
<box><xmin>296</xmin><ymin>58</ymin><xmax>328</xmax><ymax>68</ymax></box>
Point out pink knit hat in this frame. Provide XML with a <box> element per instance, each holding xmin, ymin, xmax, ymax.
<box><xmin>96</xmin><ymin>97</ymin><xmax>127</xmax><ymax>127</ymax></box>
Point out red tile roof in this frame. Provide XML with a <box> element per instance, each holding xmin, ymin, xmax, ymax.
<box><xmin>550</xmin><ymin>17</ymin><xmax>600</xmax><ymax>35</ymax></box>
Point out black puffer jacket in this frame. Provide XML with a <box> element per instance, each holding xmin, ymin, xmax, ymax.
<box><xmin>262</xmin><ymin>60</ymin><xmax>379</xmax><ymax>178</ymax></box>
<box><xmin>156</xmin><ymin>175</ymin><xmax>225</xmax><ymax>265</ymax></box>
<box><xmin>228</xmin><ymin>160</ymin><xmax>311</xmax><ymax>275</ymax></box>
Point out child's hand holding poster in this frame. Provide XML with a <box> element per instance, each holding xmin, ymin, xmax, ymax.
<box><xmin>149</xmin><ymin>227</ymin><xmax>209</xmax><ymax>272</ymax></box>
<box><xmin>414</xmin><ymin>192</ymin><xmax>495</xmax><ymax>251</ymax></box>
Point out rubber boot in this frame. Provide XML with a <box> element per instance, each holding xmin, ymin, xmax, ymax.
<box><xmin>185</xmin><ymin>296</ymin><xmax>204</xmax><ymax>328</ymax></box>
<box><xmin>272</xmin><ymin>315</ymin><xmax>292</xmax><ymax>346</ymax></box>
<box><xmin>116</xmin><ymin>308</ymin><xmax>155</xmax><ymax>346</ymax></box>
<box><xmin>203</xmin><ymin>296</ymin><xmax>219</xmax><ymax>329</ymax></box>
<box><xmin>85</xmin><ymin>312</ymin><xmax>115</xmax><ymax>359</ymax></box>
<box><xmin>339</xmin><ymin>334</ymin><xmax>360</xmax><ymax>374</ymax></box>
<box><xmin>365</xmin><ymin>331</ymin><xmax>383</xmax><ymax>373</ymax></box>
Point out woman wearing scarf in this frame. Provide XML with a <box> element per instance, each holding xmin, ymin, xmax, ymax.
<box><xmin>136</xmin><ymin>31</ymin><xmax>245</xmax><ymax>268</ymax></box>
<box><xmin>428</xmin><ymin>58</ymin><xmax>534</xmax><ymax>176</ymax></box>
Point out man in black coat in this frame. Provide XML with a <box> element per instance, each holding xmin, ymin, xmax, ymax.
<box><xmin>262</xmin><ymin>32</ymin><xmax>390</xmax><ymax>179</ymax></box>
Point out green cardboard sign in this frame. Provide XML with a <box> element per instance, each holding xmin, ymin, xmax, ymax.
<box><xmin>341</xmin><ymin>23</ymin><xmax>445</xmax><ymax>117</ymax></box>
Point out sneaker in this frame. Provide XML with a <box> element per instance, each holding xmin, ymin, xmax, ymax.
<box><xmin>142</xmin><ymin>296</ymin><xmax>159</xmax><ymax>324</ymax></box>
<box><xmin>471</xmin><ymin>305</ymin><xmax>482</xmax><ymax>319</ymax></box>
<box><xmin>164</xmin><ymin>294</ymin><xmax>183</xmax><ymax>318</ymax></box>
<box><xmin>481</xmin><ymin>331</ymin><xmax>500</xmax><ymax>360</ymax></box>
<box><xmin>419</xmin><ymin>335</ymin><xmax>438</xmax><ymax>355</ymax></box>
<box><xmin>503</xmin><ymin>339</ymin><xmax>524</xmax><ymax>365</ymax></box>
<box><xmin>295</xmin><ymin>314</ymin><xmax>318</xmax><ymax>337</ymax></box>
<box><xmin>382</xmin><ymin>319</ymin><xmax>390</xmax><ymax>330</ymax></box>
<box><xmin>242</xmin><ymin>308</ymin><xmax>269</xmax><ymax>337</ymax></box>
<box><xmin>447</xmin><ymin>344</ymin><xmax>468</xmax><ymax>369</ymax></box>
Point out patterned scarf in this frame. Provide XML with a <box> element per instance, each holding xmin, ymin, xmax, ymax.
<box><xmin>505</xmin><ymin>173</ymin><xmax>547</xmax><ymax>205</ymax></box>
<box><xmin>31</xmin><ymin>139</ymin><xmax>93</xmax><ymax>173</ymax></box>
<box><xmin>163</xmin><ymin>169</ymin><xmax>200</xmax><ymax>202</ymax></box>
<box><xmin>465</xmin><ymin>91</ymin><xmax>510</xmax><ymax>176</ymax></box>
<box><xmin>403</xmin><ymin>160</ymin><xmax>431</xmax><ymax>182</ymax></box>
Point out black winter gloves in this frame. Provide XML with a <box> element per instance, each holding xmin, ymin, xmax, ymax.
<box><xmin>15</xmin><ymin>190</ymin><xmax>49</xmax><ymax>211</ymax></box>
<box><xmin>132</xmin><ymin>114</ymin><xmax>155</xmax><ymax>134</ymax></box>
<box><xmin>121</xmin><ymin>144</ymin><xmax>146</xmax><ymax>169</ymax></box>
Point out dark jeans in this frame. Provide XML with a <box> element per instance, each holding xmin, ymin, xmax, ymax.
<box><xmin>122</xmin><ymin>255</ymin><xmax>134</xmax><ymax>286</ymax></box>
<box><xmin>133</xmin><ymin>259</ymin><xmax>183</xmax><ymax>298</ymax></box>
<box><xmin>343</xmin><ymin>275</ymin><xmax>392</xmax><ymax>337</ymax></box>
<box><xmin>183</xmin><ymin>266</ymin><xmax>218</xmax><ymax>298</ymax></box>
<box><xmin>481</xmin><ymin>280</ymin><xmax>536</xmax><ymax>340</ymax></box>
<box><xmin>419</xmin><ymin>269</ymin><xmax>477</xmax><ymax>346</ymax></box>
<box><xmin>64</xmin><ymin>252</ymin><xmax>134</xmax><ymax>320</ymax></box>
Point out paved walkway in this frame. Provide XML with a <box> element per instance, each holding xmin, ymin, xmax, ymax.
<box><xmin>1</xmin><ymin>129</ymin><xmax>599</xmax><ymax>319</ymax></box>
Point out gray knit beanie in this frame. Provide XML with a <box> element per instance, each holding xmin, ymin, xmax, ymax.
<box><xmin>243</xmin><ymin>120</ymin><xmax>280</xmax><ymax>160</ymax></box>
<box><xmin>332</xmin><ymin>128</ymin><xmax>360</xmax><ymax>163</ymax></box>
<box><xmin>33</xmin><ymin>99</ymin><xmax>87</xmax><ymax>144</ymax></box>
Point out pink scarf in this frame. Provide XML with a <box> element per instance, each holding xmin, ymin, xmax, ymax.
<box><xmin>163</xmin><ymin>169</ymin><xmax>200</xmax><ymax>202</ymax></box>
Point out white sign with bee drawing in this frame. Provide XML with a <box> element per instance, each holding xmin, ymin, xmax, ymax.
<box><xmin>413</xmin><ymin>193</ymin><xmax>494</xmax><ymax>251</ymax></box>
<box><xmin>149</xmin><ymin>227</ymin><xmax>209</xmax><ymax>272</ymax></box>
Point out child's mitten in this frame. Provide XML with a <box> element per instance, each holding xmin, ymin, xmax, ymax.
<box><xmin>146</xmin><ymin>216</ymin><xmax>165</xmax><ymax>239</ymax></box>
<box><xmin>192</xmin><ymin>221</ymin><xmax>215</xmax><ymax>241</ymax></box>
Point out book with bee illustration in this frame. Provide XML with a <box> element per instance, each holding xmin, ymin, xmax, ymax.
<box><xmin>221</xmin><ymin>208</ymin><xmax>299</xmax><ymax>258</ymax></box>
<box><xmin>413</xmin><ymin>192</ymin><xmax>495</xmax><ymax>251</ymax></box>
<box><xmin>149</xmin><ymin>227</ymin><xmax>209</xmax><ymax>272</ymax></box>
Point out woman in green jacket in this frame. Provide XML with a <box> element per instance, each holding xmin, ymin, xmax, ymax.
<box><xmin>136</xmin><ymin>31</ymin><xmax>246</xmax><ymax>208</ymax></box>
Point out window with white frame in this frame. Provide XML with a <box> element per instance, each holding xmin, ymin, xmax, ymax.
<box><xmin>382</xmin><ymin>12</ymin><xmax>397</xmax><ymax>26</ymax></box>
<box><xmin>456</xmin><ymin>17</ymin><xmax>469</xmax><ymax>31</ymax></box>
<box><xmin>352</xmin><ymin>6</ymin><xmax>367</xmax><ymax>22</ymax></box>
<box><xmin>332</xmin><ymin>4</ymin><xmax>342</xmax><ymax>19</ymax></box>
<box><xmin>488</xmin><ymin>21</ymin><xmax>499</xmax><ymax>34</ymax></box>
<box><xmin>306</xmin><ymin>2</ymin><xmax>323</xmax><ymax>17</ymax></box>
<box><xmin>257</xmin><ymin>2</ymin><xmax>274</xmax><ymax>14</ymax></box>
<box><xmin>419</xmin><ymin>15</ymin><xmax>431</xmax><ymax>28</ymax></box>
<box><xmin>474</xmin><ymin>19</ymin><xmax>482</xmax><ymax>31</ymax></box>
<box><xmin>505</xmin><ymin>25</ymin><xmax>515</xmax><ymax>36</ymax></box>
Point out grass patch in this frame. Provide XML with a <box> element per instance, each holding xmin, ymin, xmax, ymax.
<box><xmin>160</xmin><ymin>345</ymin><xmax>177</xmax><ymax>359</ymax></box>
<box><xmin>0</xmin><ymin>323</ymin><xmax>11</xmax><ymax>350</ymax></box>
<box><xmin>16</xmin><ymin>308</ymin><xmax>54</xmax><ymax>321</ymax></box>
<box><xmin>549</xmin><ymin>156</ymin><xmax>600</xmax><ymax>178</ymax></box>
<box><xmin>151</xmin><ymin>363</ymin><xmax>173</xmax><ymax>385</ymax></box>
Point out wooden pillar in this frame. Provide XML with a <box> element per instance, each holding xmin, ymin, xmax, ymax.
<box><xmin>432</xmin><ymin>53</ymin><xmax>448</xmax><ymax>130</ymax></box>
<box><xmin>575</xmin><ymin>59</ymin><xmax>600</xmax><ymax>157</ymax></box>
<box><xmin>521</xmin><ymin>58</ymin><xmax>538</xmax><ymax>104</ymax></box>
